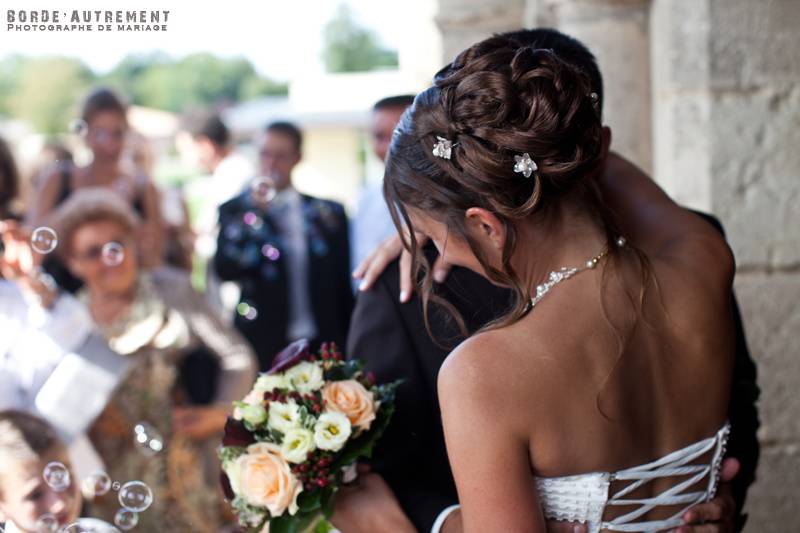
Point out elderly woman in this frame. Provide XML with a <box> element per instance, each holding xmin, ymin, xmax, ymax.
<box><xmin>51</xmin><ymin>187</ymin><xmax>257</xmax><ymax>532</ymax></box>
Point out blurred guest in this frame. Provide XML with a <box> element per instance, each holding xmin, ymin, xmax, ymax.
<box><xmin>0</xmin><ymin>135</ymin><xmax>20</xmax><ymax>221</ymax></box>
<box><xmin>27</xmin><ymin>87</ymin><xmax>163</xmax><ymax>269</ymax></box>
<box><xmin>193</xmin><ymin>114</ymin><xmax>255</xmax><ymax>205</ymax></box>
<box><xmin>191</xmin><ymin>114</ymin><xmax>256</xmax><ymax>321</ymax></box>
<box><xmin>214</xmin><ymin>121</ymin><xmax>353</xmax><ymax>369</ymax></box>
<box><xmin>352</xmin><ymin>95</ymin><xmax>415</xmax><ymax>270</ymax></box>
<box><xmin>0</xmin><ymin>411</ymin><xmax>113</xmax><ymax>533</ymax></box>
<box><xmin>0</xmin><ymin>223</ymin><xmax>107</xmax><ymax>484</ymax></box>
<box><xmin>52</xmin><ymin>188</ymin><xmax>257</xmax><ymax>532</ymax></box>
<box><xmin>28</xmin><ymin>142</ymin><xmax>74</xmax><ymax>195</ymax></box>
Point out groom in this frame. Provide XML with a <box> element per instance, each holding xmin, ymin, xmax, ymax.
<box><xmin>334</xmin><ymin>29</ymin><xmax>759</xmax><ymax>533</ymax></box>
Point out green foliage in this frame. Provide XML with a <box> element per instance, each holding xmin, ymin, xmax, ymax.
<box><xmin>104</xmin><ymin>52</ymin><xmax>287</xmax><ymax>113</ymax></box>
<box><xmin>4</xmin><ymin>56</ymin><xmax>93</xmax><ymax>134</ymax></box>
<box><xmin>322</xmin><ymin>5</ymin><xmax>398</xmax><ymax>73</ymax></box>
<box><xmin>0</xmin><ymin>52</ymin><xmax>287</xmax><ymax>128</ymax></box>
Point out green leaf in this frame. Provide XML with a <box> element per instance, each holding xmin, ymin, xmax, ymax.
<box><xmin>268</xmin><ymin>515</ymin><xmax>299</xmax><ymax>533</ymax></box>
<box><xmin>314</xmin><ymin>519</ymin><xmax>335</xmax><ymax>533</ymax></box>
<box><xmin>297</xmin><ymin>489</ymin><xmax>322</xmax><ymax>512</ymax></box>
<box><xmin>218</xmin><ymin>446</ymin><xmax>247</xmax><ymax>463</ymax></box>
<box><xmin>330</xmin><ymin>401</ymin><xmax>396</xmax><ymax>470</ymax></box>
<box><xmin>320</xmin><ymin>486</ymin><xmax>337</xmax><ymax>519</ymax></box>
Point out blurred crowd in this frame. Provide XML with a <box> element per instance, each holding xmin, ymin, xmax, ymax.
<box><xmin>0</xmin><ymin>86</ymin><xmax>414</xmax><ymax>532</ymax></box>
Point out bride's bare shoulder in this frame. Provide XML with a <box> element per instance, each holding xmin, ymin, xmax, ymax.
<box><xmin>438</xmin><ymin>324</ymin><xmax>559</xmax><ymax>407</ymax></box>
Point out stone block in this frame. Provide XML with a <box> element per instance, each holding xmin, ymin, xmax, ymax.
<box><xmin>743</xmin><ymin>445</ymin><xmax>800</xmax><ymax>531</ymax></box>
<box><xmin>734</xmin><ymin>273</ymin><xmax>800</xmax><ymax>444</ymax></box>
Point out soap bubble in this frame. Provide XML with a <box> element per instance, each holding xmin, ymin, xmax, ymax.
<box><xmin>61</xmin><ymin>524</ymin><xmax>89</xmax><ymax>533</ymax></box>
<box><xmin>133</xmin><ymin>422</ymin><xmax>163</xmax><ymax>456</ymax></box>
<box><xmin>69</xmin><ymin>119</ymin><xmax>88</xmax><ymax>136</ymax></box>
<box><xmin>42</xmin><ymin>462</ymin><xmax>70</xmax><ymax>491</ymax></box>
<box><xmin>81</xmin><ymin>470</ymin><xmax>112</xmax><ymax>498</ymax></box>
<box><xmin>112</xmin><ymin>481</ymin><xmax>121</xmax><ymax>492</ymax></box>
<box><xmin>118</xmin><ymin>480</ymin><xmax>153</xmax><ymax>512</ymax></box>
<box><xmin>250</xmin><ymin>176</ymin><xmax>277</xmax><ymax>204</ymax></box>
<box><xmin>101</xmin><ymin>242</ymin><xmax>125</xmax><ymax>267</ymax></box>
<box><xmin>113</xmin><ymin>509</ymin><xmax>139</xmax><ymax>531</ymax></box>
<box><xmin>261</xmin><ymin>244</ymin><xmax>280</xmax><ymax>261</ymax></box>
<box><xmin>236</xmin><ymin>301</ymin><xmax>258</xmax><ymax>321</ymax></box>
<box><xmin>31</xmin><ymin>227</ymin><xmax>58</xmax><ymax>254</ymax></box>
<box><xmin>35</xmin><ymin>513</ymin><xmax>59</xmax><ymax>533</ymax></box>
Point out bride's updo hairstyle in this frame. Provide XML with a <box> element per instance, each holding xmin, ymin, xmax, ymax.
<box><xmin>384</xmin><ymin>32</ymin><xmax>629</xmax><ymax>333</ymax></box>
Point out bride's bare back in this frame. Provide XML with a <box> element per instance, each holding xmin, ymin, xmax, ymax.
<box><xmin>437</xmin><ymin>163</ymin><xmax>735</xmax><ymax>531</ymax></box>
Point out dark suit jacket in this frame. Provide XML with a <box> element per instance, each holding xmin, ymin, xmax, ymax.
<box><xmin>347</xmin><ymin>213</ymin><xmax>759</xmax><ymax>532</ymax></box>
<box><xmin>215</xmin><ymin>191</ymin><xmax>354</xmax><ymax>370</ymax></box>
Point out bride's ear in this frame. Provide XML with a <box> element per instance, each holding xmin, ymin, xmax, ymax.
<box><xmin>464</xmin><ymin>207</ymin><xmax>505</xmax><ymax>250</ymax></box>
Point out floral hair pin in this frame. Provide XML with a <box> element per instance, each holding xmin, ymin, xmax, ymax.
<box><xmin>514</xmin><ymin>153</ymin><xmax>538</xmax><ymax>178</ymax></box>
<box><xmin>432</xmin><ymin>136</ymin><xmax>456</xmax><ymax>160</ymax></box>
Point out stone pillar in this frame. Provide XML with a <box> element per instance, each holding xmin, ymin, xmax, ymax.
<box><xmin>538</xmin><ymin>0</ymin><xmax>653</xmax><ymax>173</ymax></box>
<box><xmin>435</xmin><ymin>0</ymin><xmax>527</xmax><ymax>63</ymax></box>
<box><xmin>651</xmin><ymin>0</ymin><xmax>800</xmax><ymax>527</ymax></box>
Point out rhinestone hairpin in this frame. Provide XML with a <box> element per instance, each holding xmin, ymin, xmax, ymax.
<box><xmin>432</xmin><ymin>136</ymin><xmax>454</xmax><ymax>160</ymax></box>
<box><xmin>513</xmin><ymin>153</ymin><xmax>538</xmax><ymax>178</ymax></box>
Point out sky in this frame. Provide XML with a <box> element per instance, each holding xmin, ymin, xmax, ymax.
<box><xmin>0</xmin><ymin>0</ymin><xmax>408</xmax><ymax>80</ymax></box>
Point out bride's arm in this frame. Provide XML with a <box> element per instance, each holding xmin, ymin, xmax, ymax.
<box><xmin>438</xmin><ymin>343</ymin><xmax>547</xmax><ymax>533</ymax></box>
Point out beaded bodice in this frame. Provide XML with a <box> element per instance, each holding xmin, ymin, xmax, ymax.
<box><xmin>534</xmin><ymin>423</ymin><xmax>730</xmax><ymax>532</ymax></box>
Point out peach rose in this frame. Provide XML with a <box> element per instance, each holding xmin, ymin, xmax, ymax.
<box><xmin>233</xmin><ymin>442</ymin><xmax>302</xmax><ymax>516</ymax></box>
<box><xmin>322</xmin><ymin>379</ymin><xmax>376</xmax><ymax>431</ymax></box>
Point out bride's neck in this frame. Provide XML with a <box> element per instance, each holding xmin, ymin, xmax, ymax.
<box><xmin>513</xmin><ymin>204</ymin><xmax>608</xmax><ymax>294</ymax></box>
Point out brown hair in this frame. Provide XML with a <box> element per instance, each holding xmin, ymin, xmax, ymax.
<box><xmin>52</xmin><ymin>187</ymin><xmax>141</xmax><ymax>260</ymax></box>
<box><xmin>0</xmin><ymin>410</ymin><xmax>63</xmax><ymax>496</ymax></box>
<box><xmin>81</xmin><ymin>87</ymin><xmax>128</xmax><ymax>125</ymax></box>
<box><xmin>0</xmin><ymin>135</ymin><xmax>20</xmax><ymax>218</ymax></box>
<box><xmin>384</xmin><ymin>35</ymin><xmax>632</xmax><ymax>337</ymax></box>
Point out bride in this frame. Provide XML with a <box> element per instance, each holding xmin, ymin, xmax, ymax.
<box><xmin>381</xmin><ymin>34</ymin><xmax>734</xmax><ymax>532</ymax></box>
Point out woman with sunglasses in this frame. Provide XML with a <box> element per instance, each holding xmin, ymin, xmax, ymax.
<box><xmin>27</xmin><ymin>87</ymin><xmax>163</xmax><ymax>271</ymax></box>
<box><xmin>50</xmin><ymin>187</ymin><xmax>256</xmax><ymax>532</ymax></box>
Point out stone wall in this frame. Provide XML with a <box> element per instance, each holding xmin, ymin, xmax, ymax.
<box><xmin>435</xmin><ymin>0</ymin><xmax>800</xmax><ymax>529</ymax></box>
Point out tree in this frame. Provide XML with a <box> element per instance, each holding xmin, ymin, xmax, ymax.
<box><xmin>323</xmin><ymin>5</ymin><xmax>399</xmax><ymax>73</ymax></box>
<box><xmin>102</xmin><ymin>53</ymin><xmax>287</xmax><ymax>113</ymax></box>
<box><xmin>8</xmin><ymin>57</ymin><xmax>93</xmax><ymax>135</ymax></box>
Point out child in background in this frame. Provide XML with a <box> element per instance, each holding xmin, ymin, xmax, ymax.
<box><xmin>0</xmin><ymin>410</ymin><xmax>110</xmax><ymax>533</ymax></box>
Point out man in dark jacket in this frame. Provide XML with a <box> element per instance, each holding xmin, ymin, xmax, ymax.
<box><xmin>214</xmin><ymin>121</ymin><xmax>353</xmax><ymax>369</ymax></box>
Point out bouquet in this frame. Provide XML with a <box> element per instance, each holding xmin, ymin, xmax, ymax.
<box><xmin>219</xmin><ymin>339</ymin><xmax>400</xmax><ymax>533</ymax></box>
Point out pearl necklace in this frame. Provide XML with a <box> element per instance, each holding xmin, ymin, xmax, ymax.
<box><xmin>527</xmin><ymin>237</ymin><xmax>627</xmax><ymax>311</ymax></box>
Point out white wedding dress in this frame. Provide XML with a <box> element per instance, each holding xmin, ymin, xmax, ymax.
<box><xmin>534</xmin><ymin>422</ymin><xmax>730</xmax><ymax>532</ymax></box>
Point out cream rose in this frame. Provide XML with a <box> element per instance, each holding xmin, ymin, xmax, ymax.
<box><xmin>322</xmin><ymin>380</ymin><xmax>377</xmax><ymax>431</ymax></box>
<box><xmin>284</xmin><ymin>361</ymin><xmax>325</xmax><ymax>394</ymax></box>
<box><xmin>268</xmin><ymin>401</ymin><xmax>301</xmax><ymax>433</ymax></box>
<box><xmin>231</xmin><ymin>443</ymin><xmax>302</xmax><ymax>516</ymax></box>
<box><xmin>313</xmin><ymin>412</ymin><xmax>352</xmax><ymax>451</ymax></box>
<box><xmin>280</xmin><ymin>428</ymin><xmax>316</xmax><ymax>464</ymax></box>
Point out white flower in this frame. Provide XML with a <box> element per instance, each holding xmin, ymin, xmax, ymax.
<box><xmin>313</xmin><ymin>412</ymin><xmax>352</xmax><ymax>452</ymax></box>
<box><xmin>268</xmin><ymin>401</ymin><xmax>302</xmax><ymax>433</ymax></box>
<box><xmin>281</xmin><ymin>428</ymin><xmax>316</xmax><ymax>463</ymax></box>
<box><xmin>284</xmin><ymin>361</ymin><xmax>325</xmax><ymax>394</ymax></box>
<box><xmin>223</xmin><ymin>458</ymin><xmax>242</xmax><ymax>495</ymax></box>
<box><xmin>513</xmin><ymin>153</ymin><xmax>538</xmax><ymax>178</ymax></box>
<box><xmin>240</xmin><ymin>404</ymin><xmax>268</xmax><ymax>426</ymax></box>
<box><xmin>254</xmin><ymin>373</ymin><xmax>288</xmax><ymax>393</ymax></box>
<box><xmin>233</xmin><ymin>387</ymin><xmax>266</xmax><ymax>420</ymax></box>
